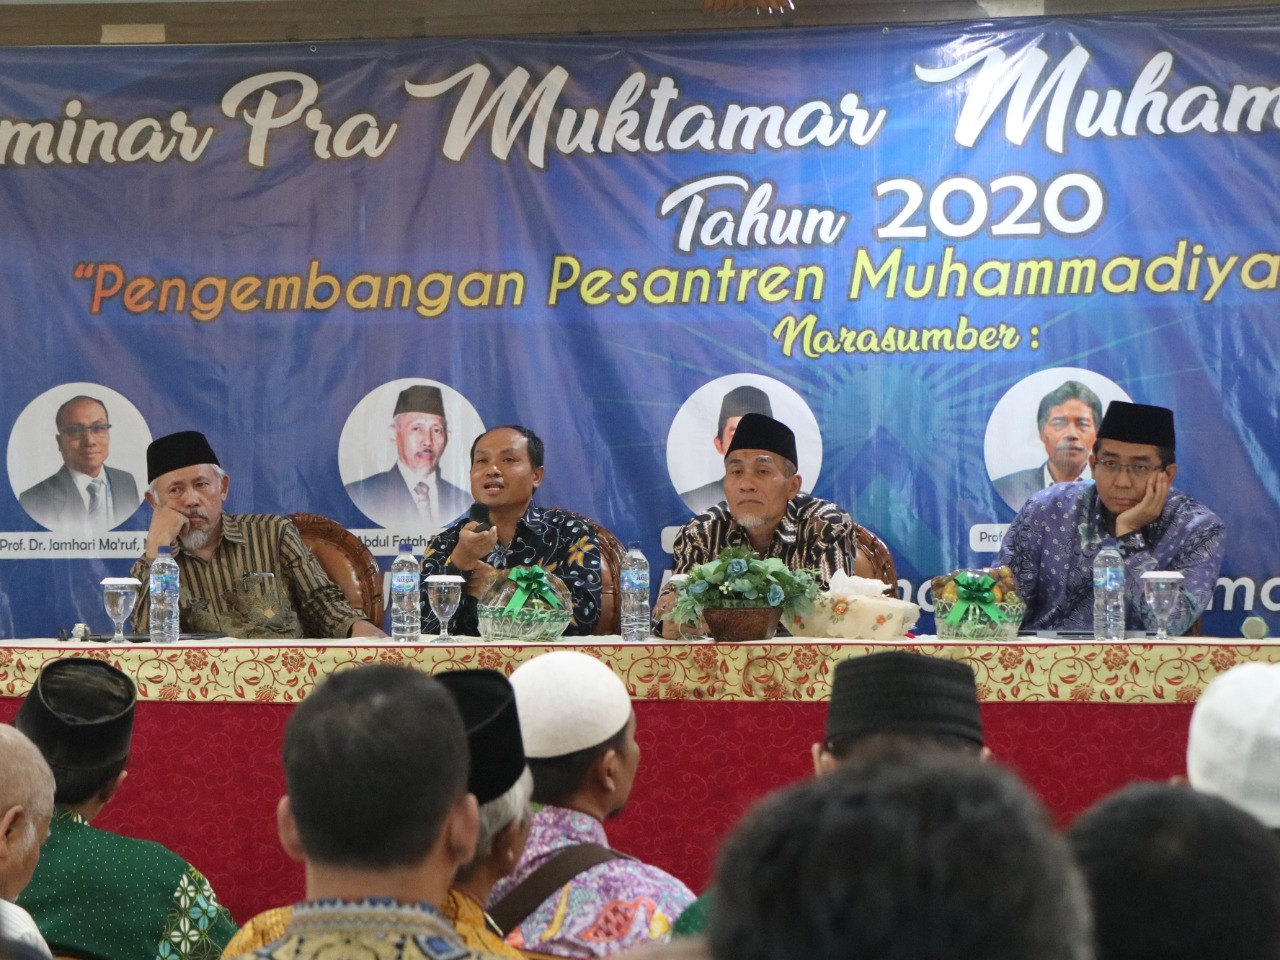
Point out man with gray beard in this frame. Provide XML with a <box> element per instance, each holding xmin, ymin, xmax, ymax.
<box><xmin>656</xmin><ymin>414</ymin><xmax>856</xmax><ymax>638</ymax></box>
<box><xmin>128</xmin><ymin>431</ymin><xmax>383</xmax><ymax>639</ymax></box>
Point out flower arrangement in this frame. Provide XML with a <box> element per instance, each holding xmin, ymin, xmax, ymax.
<box><xmin>664</xmin><ymin>546</ymin><xmax>820</xmax><ymax>628</ymax></box>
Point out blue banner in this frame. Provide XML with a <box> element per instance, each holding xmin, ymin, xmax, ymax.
<box><xmin>1</xmin><ymin>10</ymin><xmax>1277</xmax><ymax>636</ymax></box>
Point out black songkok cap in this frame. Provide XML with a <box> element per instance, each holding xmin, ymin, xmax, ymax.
<box><xmin>718</xmin><ymin>386</ymin><xmax>772</xmax><ymax>428</ymax></box>
<box><xmin>436</xmin><ymin>669</ymin><xmax>525</xmax><ymax>805</ymax></box>
<box><xmin>394</xmin><ymin>385</ymin><xmax>446</xmax><ymax>419</ymax></box>
<box><xmin>1096</xmin><ymin>400</ymin><xmax>1176</xmax><ymax>451</ymax></box>
<box><xmin>15</xmin><ymin>658</ymin><xmax>137</xmax><ymax>772</ymax></box>
<box><xmin>146</xmin><ymin>431</ymin><xmax>220</xmax><ymax>484</ymax></box>
<box><xmin>724</xmin><ymin>413</ymin><xmax>798</xmax><ymax>468</ymax></box>
<box><xmin>825</xmin><ymin>652</ymin><xmax>983</xmax><ymax>748</ymax></box>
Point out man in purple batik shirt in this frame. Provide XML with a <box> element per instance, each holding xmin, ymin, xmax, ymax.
<box><xmin>489</xmin><ymin>652</ymin><xmax>694</xmax><ymax>958</ymax></box>
<box><xmin>996</xmin><ymin>400</ymin><xmax>1225</xmax><ymax>636</ymax></box>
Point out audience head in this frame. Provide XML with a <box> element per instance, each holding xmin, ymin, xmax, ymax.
<box><xmin>1068</xmin><ymin>782</ymin><xmax>1280</xmax><ymax>960</ymax></box>
<box><xmin>468</xmin><ymin>425</ymin><xmax>545</xmax><ymax>515</ymax></box>
<box><xmin>0</xmin><ymin>726</ymin><xmax>55</xmax><ymax>901</ymax></box>
<box><xmin>391</xmin><ymin>385</ymin><xmax>449</xmax><ymax>478</ymax></box>
<box><xmin>710</xmin><ymin>747</ymin><xmax>1091</xmax><ymax>960</ymax></box>
<box><xmin>1186</xmin><ymin>661</ymin><xmax>1280</xmax><ymax>830</ymax></box>
<box><xmin>816</xmin><ymin>651</ymin><xmax>984</xmax><ymax>772</ymax></box>
<box><xmin>510</xmin><ymin>651</ymin><xmax>637</xmax><ymax>819</ymax></box>
<box><xmin>14</xmin><ymin>657</ymin><xmax>136</xmax><ymax>809</ymax></box>
<box><xmin>279</xmin><ymin>664</ymin><xmax>472</xmax><ymax>873</ymax></box>
<box><xmin>436</xmin><ymin>669</ymin><xmax>532</xmax><ymax>881</ymax></box>
<box><xmin>144</xmin><ymin>431</ymin><xmax>229</xmax><ymax>551</ymax></box>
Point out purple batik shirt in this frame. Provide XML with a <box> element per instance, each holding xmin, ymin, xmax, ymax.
<box><xmin>488</xmin><ymin>806</ymin><xmax>694</xmax><ymax>958</ymax></box>
<box><xmin>995</xmin><ymin>481</ymin><xmax>1225</xmax><ymax>634</ymax></box>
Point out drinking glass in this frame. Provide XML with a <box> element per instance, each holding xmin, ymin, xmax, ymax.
<box><xmin>101</xmin><ymin>577</ymin><xmax>141</xmax><ymax>643</ymax></box>
<box><xmin>1141</xmin><ymin>571</ymin><xmax>1184</xmax><ymax>642</ymax></box>
<box><xmin>426</xmin><ymin>575</ymin><xmax>465</xmax><ymax>642</ymax></box>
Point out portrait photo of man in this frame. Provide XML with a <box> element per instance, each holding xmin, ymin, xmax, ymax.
<box><xmin>992</xmin><ymin>380</ymin><xmax>1105</xmax><ymax>512</ymax></box>
<box><xmin>344</xmin><ymin>384</ymin><xmax>472</xmax><ymax>534</ymax></box>
<box><xmin>17</xmin><ymin>394</ymin><xmax>141</xmax><ymax>533</ymax></box>
<box><xmin>677</xmin><ymin>384</ymin><xmax>775</xmax><ymax>515</ymax></box>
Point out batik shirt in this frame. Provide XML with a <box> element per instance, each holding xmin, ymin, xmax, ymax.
<box><xmin>252</xmin><ymin>899</ymin><xmax>508</xmax><ymax>960</ymax></box>
<box><xmin>488</xmin><ymin>806</ymin><xmax>694</xmax><ymax>958</ymax></box>
<box><xmin>672</xmin><ymin>494</ymin><xmax>856</xmax><ymax>586</ymax></box>
<box><xmin>17</xmin><ymin>809</ymin><xmax>237</xmax><ymax>960</ymax></box>
<box><xmin>420</xmin><ymin>504</ymin><xmax>602</xmax><ymax>636</ymax></box>
<box><xmin>996</xmin><ymin>481</ymin><xmax>1226</xmax><ymax>634</ymax></box>
<box><xmin>129</xmin><ymin>513</ymin><xmax>366</xmax><ymax>639</ymax></box>
<box><xmin>441</xmin><ymin>890</ymin><xmax>523</xmax><ymax>960</ymax></box>
<box><xmin>220</xmin><ymin>892</ymin><xmax>522</xmax><ymax>960</ymax></box>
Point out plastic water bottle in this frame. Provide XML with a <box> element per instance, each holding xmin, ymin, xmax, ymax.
<box><xmin>1093</xmin><ymin>539</ymin><xmax>1125</xmax><ymax>642</ymax></box>
<box><xmin>620</xmin><ymin>541</ymin><xmax>651</xmax><ymax>642</ymax></box>
<box><xmin>390</xmin><ymin>542</ymin><xmax>422</xmax><ymax>641</ymax></box>
<box><xmin>149</xmin><ymin>546</ymin><xmax>180</xmax><ymax>644</ymax></box>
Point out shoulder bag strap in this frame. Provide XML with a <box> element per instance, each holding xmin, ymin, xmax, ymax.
<box><xmin>488</xmin><ymin>842</ymin><xmax>622</xmax><ymax>935</ymax></box>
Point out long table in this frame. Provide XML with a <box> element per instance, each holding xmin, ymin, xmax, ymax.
<box><xmin>0</xmin><ymin>637</ymin><xmax>1266</xmax><ymax>925</ymax></box>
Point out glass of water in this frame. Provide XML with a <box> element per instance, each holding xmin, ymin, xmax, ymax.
<box><xmin>1141</xmin><ymin>571</ymin><xmax>1185</xmax><ymax>642</ymax></box>
<box><xmin>101</xmin><ymin>577</ymin><xmax>141</xmax><ymax>643</ymax></box>
<box><xmin>426</xmin><ymin>575</ymin><xmax>465</xmax><ymax>643</ymax></box>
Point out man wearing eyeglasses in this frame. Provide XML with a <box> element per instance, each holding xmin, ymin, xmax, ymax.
<box><xmin>994</xmin><ymin>380</ymin><xmax>1102</xmax><ymax>512</ymax></box>
<box><xmin>996</xmin><ymin>400</ymin><xmax>1225</xmax><ymax>635</ymax></box>
<box><xmin>18</xmin><ymin>396</ymin><xmax>140</xmax><ymax>533</ymax></box>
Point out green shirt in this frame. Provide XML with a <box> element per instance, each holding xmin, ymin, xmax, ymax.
<box><xmin>17</xmin><ymin>809</ymin><xmax>238</xmax><ymax>960</ymax></box>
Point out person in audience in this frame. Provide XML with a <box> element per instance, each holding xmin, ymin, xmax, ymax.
<box><xmin>344</xmin><ymin>384</ymin><xmax>471</xmax><ymax>533</ymax></box>
<box><xmin>673</xmin><ymin>650</ymin><xmax>987</xmax><ymax>937</ymax></box>
<box><xmin>655</xmin><ymin>413</ymin><xmax>857</xmax><ymax>638</ymax></box>
<box><xmin>252</xmin><ymin>663</ymin><xmax>507</xmax><ymax>960</ymax></box>
<box><xmin>1186</xmin><ymin>661</ymin><xmax>1280</xmax><ymax>832</ymax></box>
<box><xmin>224</xmin><ymin>668</ymin><xmax>532</xmax><ymax>960</ymax></box>
<box><xmin>994</xmin><ymin>380</ymin><xmax>1103</xmax><ymax>511</ymax></box>
<box><xmin>419</xmin><ymin>426</ymin><xmax>602</xmax><ymax>637</ymax></box>
<box><xmin>129</xmin><ymin>430</ymin><xmax>384</xmax><ymax>639</ymax></box>
<box><xmin>679</xmin><ymin>385</ymin><xmax>774</xmax><ymax>515</ymax></box>
<box><xmin>996</xmin><ymin>401</ymin><xmax>1225</xmax><ymax>634</ymax></box>
<box><xmin>14</xmin><ymin>658</ymin><xmax>237</xmax><ymax>960</ymax></box>
<box><xmin>0</xmin><ymin>727</ymin><xmax>56</xmax><ymax>960</ymax></box>
<box><xmin>19</xmin><ymin>395</ymin><xmax>141</xmax><ymax>533</ymax></box>
<box><xmin>709</xmin><ymin>748</ymin><xmax>1091</xmax><ymax>960</ymax></box>
<box><xmin>1068</xmin><ymin>783</ymin><xmax>1280</xmax><ymax>960</ymax></box>
<box><xmin>490</xmin><ymin>651</ymin><xmax>694</xmax><ymax>957</ymax></box>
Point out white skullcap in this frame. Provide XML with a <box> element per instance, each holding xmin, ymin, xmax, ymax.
<box><xmin>510</xmin><ymin>651</ymin><xmax>632</xmax><ymax>759</ymax></box>
<box><xmin>1187</xmin><ymin>662</ymin><xmax>1280</xmax><ymax>829</ymax></box>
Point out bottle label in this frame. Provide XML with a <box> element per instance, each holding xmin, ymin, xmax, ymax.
<box><xmin>391</xmin><ymin>571</ymin><xmax>417</xmax><ymax>593</ymax></box>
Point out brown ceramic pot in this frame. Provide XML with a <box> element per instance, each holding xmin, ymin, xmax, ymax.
<box><xmin>702</xmin><ymin>605</ymin><xmax>783</xmax><ymax>643</ymax></box>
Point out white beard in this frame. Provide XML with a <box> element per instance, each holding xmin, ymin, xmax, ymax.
<box><xmin>180</xmin><ymin>528</ymin><xmax>211</xmax><ymax>550</ymax></box>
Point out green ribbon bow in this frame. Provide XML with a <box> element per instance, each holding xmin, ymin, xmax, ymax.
<box><xmin>503</xmin><ymin>565</ymin><xmax>565</xmax><ymax>615</ymax></box>
<box><xmin>944</xmin><ymin>572</ymin><xmax>1011</xmax><ymax>626</ymax></box>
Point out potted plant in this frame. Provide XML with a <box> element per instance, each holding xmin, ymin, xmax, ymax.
<box><xmin>663</xmin><ymin>546</ymin><xmax>820</xmax><ymax>642</ymax></box>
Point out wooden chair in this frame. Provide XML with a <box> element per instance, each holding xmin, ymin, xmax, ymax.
<box><xmin>556</xmin><ymin>509</ymin><xmax>625</xmax><ymax>636</ymax></box>
<box><xmin>288</xmin><ymin>512</ymin><xmax>385</xmax><ymax>626</ymax></box>
<box><xmin>851</xmin><ymin>522</ymin><xmax>897</xmax><ymax>590</ymax></box>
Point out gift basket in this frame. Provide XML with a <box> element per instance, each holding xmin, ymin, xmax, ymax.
<box><xmin>476</xmin><ymin>565</ymin><xmax>574</xmax><ymax>641</ymax></box>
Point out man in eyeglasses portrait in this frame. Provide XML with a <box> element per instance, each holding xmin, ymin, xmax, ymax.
<box><xmin>996</xmin><ymin>400</ymin><xmax>1225</xmax><ymax>635</ymax></box>
<box><xmin>18</xmin><ymin>395</ymin><xmax>140</xmax><ymax>533</ymax></box>
<box><xmin>994</xmin><ymin>380</ymin><xmax>1103</xmax><ymax>511</ymax></box>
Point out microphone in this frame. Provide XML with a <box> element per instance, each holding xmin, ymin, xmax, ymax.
<box><xmin>468</xmin><ymin>502</ymin><xmax>492</xmax><ymax>532</ymax></box>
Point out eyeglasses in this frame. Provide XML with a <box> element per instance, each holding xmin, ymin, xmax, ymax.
<box><xmin>1047</xmin><ymin>417</ymin><xmax>1094</xmax><ymax>431</ymax></box>
<box><xmin>59</xmin><ymin>423</ymin><xmax>111</xmax><ymax>440</ymax></box>
<box><xmin>1094</xmin><ymin>459</ymin><xmax>1165</xmax><ymax>478</ymax></box>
